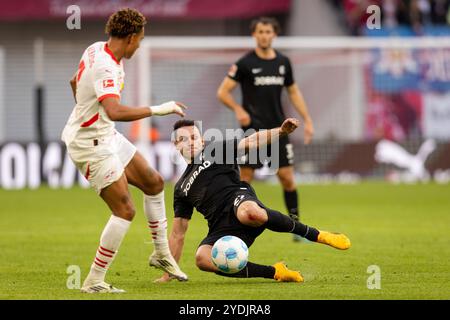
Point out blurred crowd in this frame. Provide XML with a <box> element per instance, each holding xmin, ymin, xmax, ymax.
<box><xmin>328</xmin><ymin>0</ymin><xmax>450</xmax><ymax>35</ymax></box>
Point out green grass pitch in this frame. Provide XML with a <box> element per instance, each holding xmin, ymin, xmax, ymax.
<box><xmin>0</xmin><ymin>182</ymin><xmax>449</xmax><ymax>300</ymax></box>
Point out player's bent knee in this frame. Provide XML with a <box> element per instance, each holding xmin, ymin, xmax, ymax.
<box><xmin>143</xmin><ymin>173</ymin><xmax>164</xmax><ymax>195</ymax></box>
<box><xmin>246</xmin><ymin>210</ymin><xmax>267</xmax><ymax>227</ymax></box>
<box><xmin>114</xmin><ymin>207</ymin><xmax>135</xmax><ymax>221</ymax></box>
<box><xmin>153</xmin><ymin>174</ymin><xmax>164</xmax><ymax>192</ymax></box>
<box><xmin>116</xmin><ymin>197</ymin><xmax>136</xmax><ymax>221</ymax></box>
<box><xmin>237</xmin><ymin>202</ymin><xmax>267</xmax><ymax>227</ymax></box>
<box><xmin>123</xmin><ymin>205</ymin><xmax>136</xmax><ymax>221</ymax></box>
<box><xmin>126</xmin><ymin>206</ymin><xmax>136</xmax><ymax>220</ymax></box>
<box><xmin>195</xmin><ymin>253</ymin><xmax>214</xmax><ymax>272</ymax></box>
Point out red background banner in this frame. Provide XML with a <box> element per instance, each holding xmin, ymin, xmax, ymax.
<box><xmin>0</xmin><ymin>0</ymin><xmax>291</xmax><ymax>20</ymax></box>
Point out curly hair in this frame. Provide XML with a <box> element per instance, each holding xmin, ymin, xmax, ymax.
<box><xmin>105</xmin><ymin>8</ymin><xmax>147</xmax><ymax>38</ymax></box>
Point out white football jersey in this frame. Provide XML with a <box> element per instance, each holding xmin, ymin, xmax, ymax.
<box><xmin>62</xmin><ymin>41</ymin><xmax>125</xmax><ymax>147</ymax></box>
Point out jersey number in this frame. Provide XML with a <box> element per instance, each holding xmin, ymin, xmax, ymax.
<box><xmin>286</xmin><ymin>143</ymin><xmax>294</xmax><ymax>161</ymax></box>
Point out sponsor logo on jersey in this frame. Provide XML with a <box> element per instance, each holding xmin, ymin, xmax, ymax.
<box><xmin>252</xmin><ymin>68</ymin><xmax>263</xmax><ymax>74</ymax></box>
<box><xmin>279</xmin><ymin>65</ymin><xmax>285</xmax><ymax>75</ymax></box>
<box><xmin>182</xmin><ymin>160</ymin><xmax>212</xmax><ymax>195</ymax></box>
<box><xmin>103</xmin><ymin>79</ymin><xmax>115</xmax><ymax>88</ymax></box>
<box><xmin>254</xmin><ymin>76</ymin><xmax>284</xmax><ymax>86</ymax></box>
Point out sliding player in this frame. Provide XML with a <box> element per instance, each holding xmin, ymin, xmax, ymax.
<box><xmin>156</xmin><ymin>118</ymin><xmax>350</xmax><ymax>283</ymax></box>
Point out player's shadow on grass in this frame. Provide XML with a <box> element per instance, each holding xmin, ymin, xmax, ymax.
<box><xmin>135</xmin><ymin>278</ymin><xmax>285</xmax><ymax>288</ymax></box>
<box><xmin>196</xmin><ymin>279</ymin><xmax>297</xmax><ymax>285</ymax></box>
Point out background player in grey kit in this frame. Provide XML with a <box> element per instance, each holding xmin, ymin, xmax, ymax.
<box><xmin>217</xmin><ymin>17</ymin><xmax>314</xmax><ymax>242</ymax></box>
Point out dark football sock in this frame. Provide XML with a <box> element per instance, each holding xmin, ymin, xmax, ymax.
<box><xmin>265</xmin><ymin>208</ymin><xmax>319</xmax><ymax>242</ymax></box>
<box><xmin>215</xmin><ymin>262</ymin><xmax>275</xmax><ymax>279</ymax></box>
<box><xmin>283</xmin><ymin>189</ymin><xmax>299</xmax><ymax>220</ymax></box>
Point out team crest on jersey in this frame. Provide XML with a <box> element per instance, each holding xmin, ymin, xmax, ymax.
<box><xmin>118</xmin><ymin>74</ymin><xmax>124</xmax><ymax>92</ymax></box>
<box><xmin>228</xmin><ymin>64</ymin><xmax>238</xmax><ymax>77</ymax></box>
<box><xmin>279</xmin><ymin>65</ymin><xmax>285</xmax><ymax>75</ymax></box>
<box><xmin>103</xmin><ymin>79</ymin><xmax>115</xmax><ymax>88</ymax></box>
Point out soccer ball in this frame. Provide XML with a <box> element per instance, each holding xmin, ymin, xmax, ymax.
<box><xmin>211</xmin><ymin>235</ymin><xmax>249</xmax><ymax>274</ymax></box>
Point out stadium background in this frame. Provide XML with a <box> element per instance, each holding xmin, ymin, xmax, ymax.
<box><xmin>1</xmin><ymin>0</ymin><xmax>450</xmax><ymax>187</ymax></box>
<box><xmin>0</xmin><ymin>0</ymin><xmax>449</xmax><ymax>300</ymax></box>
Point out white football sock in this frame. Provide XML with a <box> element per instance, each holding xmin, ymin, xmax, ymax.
<box><xmin>144</xmin><ymin>191</ymin><xmax>170</xmax><ymax>255</ymax></box>
<box><xmin>84</xmin><ymin>215</ymin><xmax>131</xmax><ymax>285</ymax></box>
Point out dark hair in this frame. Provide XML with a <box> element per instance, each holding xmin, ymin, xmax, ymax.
<box><xmin>250</xmin><ymin>16</ymin><xmax>281</xmax><ymax>35</ymax></box>
<box><xmin>172</xmin><ymin>119</ymin><xmax>201</xmax><ymax>141</ymax></box>
<box><xmin>173</xmin><ymin>119</ymin><xmax>196</xmax><ymax>131</ymax></box>
<box><xmin>105</xmin><ymin>8</ymin><xmax>147</xmax><ymax>38</ymax></box>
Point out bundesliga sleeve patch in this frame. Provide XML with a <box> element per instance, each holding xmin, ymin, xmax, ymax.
<box><xmin>103</xmin><ymin>79</ymin><xmax>115</xmax><ymax>88</ymax></box>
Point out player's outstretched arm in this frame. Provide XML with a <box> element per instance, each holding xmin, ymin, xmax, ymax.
<box><xmin>287</xmin><ymin>84</ymin><xmax>314</xmax><ymax>145</ymax></box>
<box><xmin>155</xmin><ymin>217</ymin><xmax>189</xmax><ymax>283</ymax></box>
<box><xmin>168</xmin><ymin>217</ymin><xmax>189</xmax><ymax>263</ymax></box>
<box><xmin>101</xmin><ymin>97</ymin><xmax>186</xmax><ymax>122</ymax></box>
<box><xmin>238</xmin><ymin>118</ymin><xmax>300</xmax><ymax>152</ymax></box>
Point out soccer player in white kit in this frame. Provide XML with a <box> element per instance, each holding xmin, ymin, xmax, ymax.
<box><xmin>62</xmin><ymin>8</ymin><xmax>188</xmax><ymax>293</ymax></box>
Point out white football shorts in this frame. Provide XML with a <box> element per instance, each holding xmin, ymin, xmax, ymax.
<box><xmin>67</xmin><ymin>130</ymin><xmax>137</xmax><ymax>194</ymax></box>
